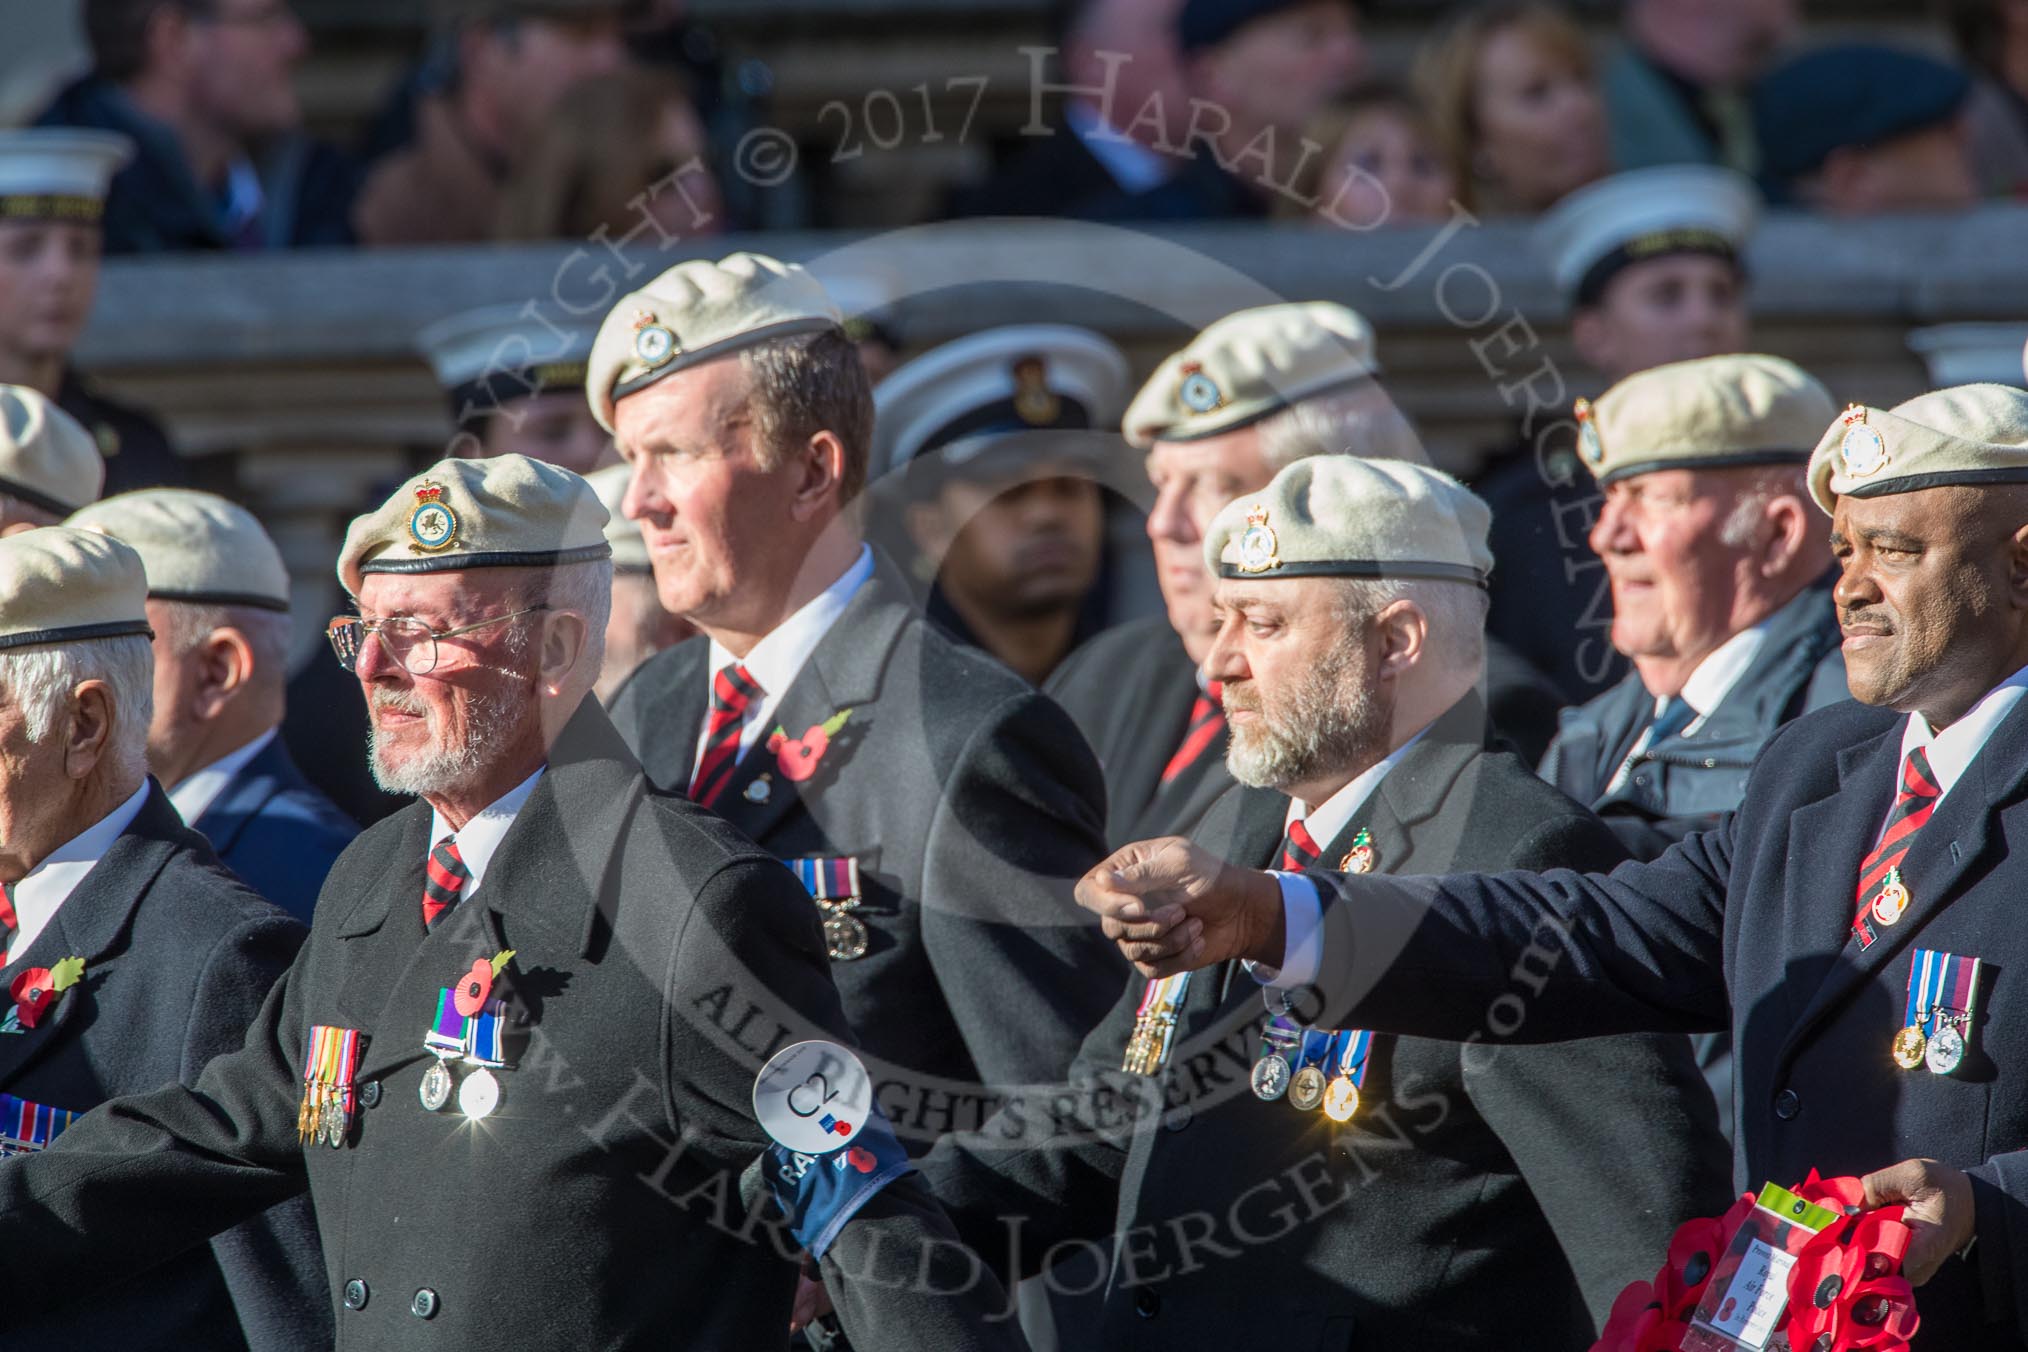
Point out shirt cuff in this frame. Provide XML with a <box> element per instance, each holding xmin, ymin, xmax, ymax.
<box><xmin>1244</xmin><ymin>871</ymin><xmax>1323</xmax><ymax>990</ymax></box>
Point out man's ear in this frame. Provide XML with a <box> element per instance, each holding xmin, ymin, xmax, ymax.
<box><xmin>787</xmin><ymin>430</ymin><xmax>850</xmax><ymax>522</ymax></box>
<box><xmin>190</xmin><ymin>627</ymin><xmax>256</xmax><ymax>723</ymax></box>
<box><xmin>1372</xmin><ymin>599</ymin><xmax>1429</xmax><ymax>682</ymax></box>
<box><xmin>1759</xmin><ymin>494</ymin><xmax>1816</xmax><ymax>577</ymax></box>
<box><xmin>63</xmin><ymin>681</ymin><xmax>116</xmax><ymax>783</ymax></box>
<box><xmin>537</xmin><ymin>610</ymin><xmax>592</xmax><ymax>696</ymax></box>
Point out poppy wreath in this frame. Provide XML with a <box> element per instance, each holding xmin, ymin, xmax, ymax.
<box><xmin>1591</xmin><ymin>1174</ymin><xmax>1918</xmax><ymax>1352</ymax></box>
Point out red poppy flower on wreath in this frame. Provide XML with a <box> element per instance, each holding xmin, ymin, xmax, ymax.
<box><xmin>1782</xmin><ymin>1205</ymin><xmax>1920</xmax><ymax>1352</ymax></box>
<box><xmin>766</xmin><ymin>709</ymin><xmax>853</xmax><ymax>783</ymax></box>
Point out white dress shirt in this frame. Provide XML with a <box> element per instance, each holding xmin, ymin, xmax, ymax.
<box><xmin>167</xmin><ymin>726</ymin><xmax>278</xmax><ymax>826</ymax></box>
<box><xmin>1252</xmin><ymin>731</ymin><xmax>1425</xmax><ymax>988</ymax></box>
<box><xmin>1603</xmin><ymin>618</ymin><xmax>1770</xmax><ymax>794</ymax></box>
<box><xmin>1879</xmin><ymin>664</ymin><xmax>2028</xmax><ymax>834</ymax></box>
<box><xmin>426</xmin><ymin>768</ymin><xmax>544</xmax><ymax>904</ymax></box>
<box><xmin>8</xmin><ymin>781</ymin><xmax>151</xmax><ymax>963</ymax></box>
<box><xmin>689</xmin><ymin>545</ymin><xmax>875</xmax><ymax>787</ymax></box>
<box><xmin>1065</xmin><ymin>99</ymin><xmax>1175</xmax><ymax>195</ymax></box>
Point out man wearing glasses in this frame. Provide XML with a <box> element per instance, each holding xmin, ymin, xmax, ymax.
<box><xmin>37</xmin><ymin>0</ymin><xmax>357</xmax><ymax>252</ymax></box>
<box><xmin>0</xmin><ymin>454</ymin><xmax>1026</xmax><ymax>1350</ymax></box>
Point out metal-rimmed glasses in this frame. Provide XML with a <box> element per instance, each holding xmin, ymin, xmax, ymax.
<box><xmin>326</xmin><ymin>606</ymin><xmax>549</xmax><ymax>676</ymax></box>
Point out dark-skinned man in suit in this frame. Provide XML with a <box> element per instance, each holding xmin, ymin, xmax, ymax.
<box><xmin>886</xmin><ymin>455</ymin><xmax>1728</xmax><ymax>1351</ymax></box>
<box><xmin>1079</xmin><ymin>385</ymin><xmax>2028</xmax><ymax>1350</ymax></box>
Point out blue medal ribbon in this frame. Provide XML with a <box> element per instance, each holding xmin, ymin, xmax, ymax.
<box><xmin>1332</xmin><ymin>1027</ymin><xmax>1374</xmax><ymax>1089</ymax></box>
<box><xmin>0</xmin><ymin>1092</ymin><xmax>77</xmax><ymax>1155</ymax></box>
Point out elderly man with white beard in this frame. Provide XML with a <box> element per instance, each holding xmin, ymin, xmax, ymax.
<box><xmin>911</xmin><ymin>456</ymin><xmax>1730</xmax><ymax>1351</ymax></box>
<box><xmin>0</xmin><ymin>456</ymin><xmax>1027</xmax><ymax>1351</ymax></box>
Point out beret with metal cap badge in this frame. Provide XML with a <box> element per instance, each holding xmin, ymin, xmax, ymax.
<box><xmin>1807</xmin><ymin>384</ymin><xmax>2028</xmax><ymax>515</ymax></box>
<box><xmin>1577</xmin><ymin>353</ymin><xmax>1835</xmax><ymax>485</ymax></box>
<box><xmin>1204</xmin><ymin>455</ymin><xmax>1493</xmax><ymax>587</ymax></box>
<box><xmin>0</xmin><ymin>527</ymin><xmax>152</xmax><ymax>653</ymax></box>
<box><xmin>69</xmin><ymin>488</ymin><xmax>292</xmax><ymax>612</ymax></box>
<box><xmin>1124</xmin><ymin>302</ymin><xmax>1378</xmax><ymax>449</ymax></box>
<box><xmin>0</xmin><ymin>384</ymin><xmax>105</xmax><ymax>518</ymax></box>
<box><xmin>587</xmin><ymin>252</ymin><xmax>844</xmax><ymax>433</ymax></box>
<box><xmin>337</xmin><ymin>454</ymin><xmax>611</xmax><ymax>596</ymax></box>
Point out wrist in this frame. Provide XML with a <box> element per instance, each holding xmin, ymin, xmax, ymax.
<box><xmin>1239</xmin><ymin>867</ymin><xmax>1287</xmax><ymax>968</ymax></box>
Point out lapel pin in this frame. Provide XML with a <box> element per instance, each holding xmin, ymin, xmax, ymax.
<box><xmin>745</xmin><ymin>774</ymin><xmax>773</xmax><ymax>804</ymax></box>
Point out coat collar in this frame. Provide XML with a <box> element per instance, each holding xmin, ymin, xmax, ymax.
<box><xmin>0</xmin><ymin>782</ymin><xmax>189</xmax><ymax>1087</ymax></box>
<box><xmin>1781</xmin><ymin>694</ymin><xmax>2028</xmax><ymax>1062</ymax></box>
<box><xmin>192</xmin><ymin>733</ymin><xmax>305</xmax><ymax>856</ymax></box>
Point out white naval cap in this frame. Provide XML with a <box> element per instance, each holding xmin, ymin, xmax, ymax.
<box><xmin>1534</xmin><ymin>166</ymin><xmax>1760</xmax><ymax>305</ymax></box>
<box><xmin>0</xmin><ymin>128</ymin><xmax>132</xmax><ymax>222</ymax></box>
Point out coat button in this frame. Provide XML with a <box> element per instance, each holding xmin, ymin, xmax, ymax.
<box><xmin>342</xmin><ymin>1279</ymin><xmax>368</xmax><ymax>1310</ymax></box>
<box><xmin>1162</xmin><ymin>1105</ymin><xmax>1192</xmax><ymax>1132</ymax></box>
<box><xmin>1774</xmin><ymin>1089</ymin><xmax>1801</xmax><ymax>1120</ymax></box>
<box><xmin>411</xmin><ymin>1288</ymin><xmax>439</xmax><ymax>1319</ymax></box>
<box><xmin>1135</xmin><ymin>1288</ymin><xmax>1161</xmax><ymax>1319</ymax></box>
<box><xmin>359</xmin><ymin>1080</ymin><xmax>382</xmax><ymax>1109</ymax></box>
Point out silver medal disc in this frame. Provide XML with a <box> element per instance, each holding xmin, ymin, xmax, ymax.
<box><xmin>326</xmin><ymin>1111</ymin><xmax>346</xmax><ymax>1148</ymax></box>
<box><xmin>1925</xmin><ymin>1025</ymin><xmax>1966</xmax><ymax>1075</ymax></box>
<box><xmin>459</xmin><ymin>1066</ymin><xmax>501</xmax><ymax>1120</ymax></box>
<box><xmin>824</xmin><ymin>911</ymin><xmax>870</xmax><ymax>962</ymax></box>
<box><xmin>420</xmin><ymin>1059</ymin><xmax>454</xmax><ymax>1112</ymax></box>
<box><xmin>1250</xmin><ymin>1055</ymin><xmax>1290</xmax><ymax>1102</ymax></box>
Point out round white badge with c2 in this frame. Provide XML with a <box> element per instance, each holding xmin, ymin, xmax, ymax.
<box><xmin>753</xmin><ymin>1040</ymin><xmax>874</xmax><ymax>1155</ymax></box>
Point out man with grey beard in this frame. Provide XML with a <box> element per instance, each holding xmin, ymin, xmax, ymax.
<box><xmin>913</xmin><ymin>456</ymin><xmax>1729</xmax><ymax>1351</ymax></box>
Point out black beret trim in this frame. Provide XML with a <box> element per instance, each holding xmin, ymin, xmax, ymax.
<box><xmin>0</xmin><ymin>476</ymin><xmax>82</xmax><ymax>519</ymax></box>
<box><xmin>1155</xmin><ymin>372</ymin><xmax>1378</xmax><ymax>443</ymax></box>
<box><xmin>610</xmin><ymin>317</ymin><xmax>843</xmax><ymax>404</ymax></box>
<box><xmin>1598</xmin><ymin>448</ymin><xmax>1811</xmax><ymax>484</ymax></box>
<box><xmin>1217</xmin><ymin>559</ymin><xmax>1489</xmax><ymax>587</ymax></box>
<box><xmin>148</xmin><ymin>589</ymin><xmax>291</xmax><ymax>613</ymax></box>
<box><xmin>0</xmin><ymin>619</ymin><xmax>153</xmax><ymax>651</ymax></box>
<box><xmin>1838</xmin><ymin>468</ymin><xmax>2028</xmax><ymax>499</ymax></box>
<box><xmin>1574</xmin><ymin>232</ymin><xmax>1740</xmax><ymax>307</ymax></box>
<box><xmin>358</xmin><ymin>543</ymin><xmax>614</xmax><ymax>575</ymax></box>
<box><xmin>448</xmin><ymin>362</ymin><xmax>590</xmax><ymax>429</ymax></box>
<box><xmin>917</xmin><ymin>397</ymin><xmax>1095</xmax><ymax>461</ymax></box>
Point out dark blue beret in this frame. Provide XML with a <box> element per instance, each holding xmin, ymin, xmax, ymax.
<box><xmin>1754</xmin><ymin>44</ymin><xmax>1971</xmax><ymax>185</ymax></box>
<box><xmin>1176</xmin><ymin>0</ymin><xmax>1351</xmax><ymax>55</ymax></box>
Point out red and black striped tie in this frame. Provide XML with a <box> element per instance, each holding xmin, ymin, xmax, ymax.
<box><xmin>422</xmin><ymin>837</ymin><xmax>470</xmax><ymax>929</ymax></box>
<box><xmin>1852</xmin><ymin>746</ymin><xmax>1940</xmax><ymax>948</ymax></box>
<box><xmin>1278</xmin><ymin>819</ymin><xmax>1322</xmax><ymax>873</ymax></box>
<box><xmin>690</xmin><ymin>662</ymin><xmax>763</xmax><ymax>807</ymax></box>
<box><xmin>1160</xmin><ymin>681</ymin><xmax>1226</xmax><ymax>786</ymax></box>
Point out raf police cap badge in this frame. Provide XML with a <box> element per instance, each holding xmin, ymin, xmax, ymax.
<box><xmin>406</xmin><ymin>481</ymin><xmax>460</xmax><ymax>553</ymax></box>
<box><xmin>1574</xmin><ymin>397</ymin><xmax>1605</xmax><ymax>468</ymax></box>
<box><xmin>1839</xmin><ymin>404</ymin><xmax>1889</xmax><ymax>479</ymax></box>
<box><xmin>1178</xmin><ymin>361</ymin><xmax>1224</xmax><ymax>415</ymax></box>
<box><xmin>632</xmin><ymin>308</ymin><xmax>678</xmax><ymax>369</ymax></box>
<box><xmin>1235</xmin><ymin>503</ymin><xmax>1281</xmax><ymax>574</ymax></box>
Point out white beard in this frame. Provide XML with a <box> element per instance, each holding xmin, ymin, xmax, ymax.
<box><xmin>1225</xmin><ymin>638</ymin><xmax>1388</xmax><ymax>792</ymax></box>
<box><xmin>367</xmin><ymin>684</ymin><xmax>531</xmax><ymax>797</ymax></box>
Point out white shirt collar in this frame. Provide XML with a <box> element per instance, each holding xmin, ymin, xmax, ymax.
<box><xmin>8</xmin><ymin>781</ymin><xmax>152</xmax><ymax>967</ymax></box>
<box><xmin>1673</xmin><ymin>620</ymin><xmax>1771</xmax><ymax>719</ymax></box>
<box><xmin>1065</xmin><ymin>99</ymin><xmax>1174</xmax><ymax>194</ymax></box>
<box><xmin>1896</xmin><ymin>665</ymin><xmax>2028</xmax><ymax>805</ymax></box>
<box><xmin>426</xmin><ymin>767</ymin><xmax>544</xmax><ymax>903</ymax></box>
<box><xmin>697</xmin><ymin>546</ymin><xmax>875</xmax><ymax>774</ymax></box>
<box><xmin>167</xmin><ymin>727</ymin><xmax>278</xmax><ymax>827</ymax></box>
<box><xmin>1283</xmin><ymin>728</ymin><xmax>1427</xmax><ymax>852</ymax></box>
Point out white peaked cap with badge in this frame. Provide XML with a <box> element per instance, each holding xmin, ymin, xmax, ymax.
<box><xmin>1124</xmin><ymin>302</ymin><xmax>1379</xmax><ymax>449</ymax></box>
<box><xmin>417</xmin><ymin>303</ymin><xmax>597</xmax><ymax>392</ymax></box>
<box><xmin>870</xmin><ymin>325</ymin><xmax>1131</xmax><ymax>480</ymax></box>
<box><xmin>0</xmin><ymin>385</ymin><xmax>106</xmax><ymax>518</ymax></box>
<box><xmin>1575</xmin><ymin>354</ymin><xmax>1836</xmax><ymax>486</ymax></box>
<box><xmin>1808</xmin><ymin>384</ymin><xmax>2028</xmax><ymax>516</ymax></box>
<box><xmin>336</xmin><ymin>455</ymin><xmax>611</xmax><ymax>597</ymax></box>
<box><xmin>1204</xmin><ymin>455</ymin><xmax>1493</xmax><ymax>585</ymax></box>
<box><xmin>587</xmin><ymin>252</ymin><xmax>845</xmax><ymax>434</ymax></box>
<box><xmin>0</xmin><ymin>128</ymin><xmax>132</xmax><ymax>208</ymax></box>
<box><xmin>1534</xmin><ymin>165</ymin><xmax>1759</xmax><ymax>300</ymax></box>
<box><xmin>584</xmin><ymin>463</ymin><xmax>650</xmax><ymax>572</ymax></box>
<box><xmin>0</xmin><ymin>527</ymin><xmax>152</xmax><ymax>652</ymax></box>
<box><xmin>69</xmin><ymin>488</ymin><xmax>291</xmax><ymax>612</ymax></box>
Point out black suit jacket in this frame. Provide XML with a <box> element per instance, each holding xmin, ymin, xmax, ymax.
<box><xmin>0</xmin><ymin>784</ymin><xmax>322</xmax><ymax>1352</ymax></box>
<box><xmin>0</xmin><ymin>703</ymin><xmax>1023</xmax><ymax>1351</ymax></box>
<box><xmin>1049</xmin><ymin>616</ymin><xmax>1574</xmax><ymax>851</ymax></box>
<box><xmin>609</xmin><ymin>564</ymin><xmax>1122</xmax><ymax>1137</ymax></box>
<box><xmin>949</xmin><ymin>117</ymin><xmax>1124</xmax><ymax>219</ymax></box>
<box><xmin>921</xmin><ymin>703</ymin><xmax>1731</xmax><ymax>1351</ymax></box>
<box><xmin>1291</xmin><ymin>695</ymin><xmax>2028</xmax><ymax>1350</ymax></box>
<box><xmin>195</xmin><ymin>734</ymin><xmax>361</xmax><ymax>924</ymax></box>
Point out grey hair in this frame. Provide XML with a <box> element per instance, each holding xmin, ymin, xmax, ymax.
<box><xmin>740</xmin><ymin>328</ymin><xmax>875</xmax><ymax>503</ymax></box>
<box><xmin>1718</xmin><ymin>465</ymin><xmax>1809</xmax><ymax>550</ymax></box>
<box><xmin>0</xmin><ymin>634</ymin><xmax>155</xmax><ymax>786</ymax></box>
<box><xmin>509</xmin><ymin>560</ymin><xmax>613</xmax><ymax>695</ymax></box>
<box><xmin>1333</xmin><ymin>576</ymin><xmax>1488</xmax><ymax>676</ymax></box>
<box><xmin>1256</xmin><ymin>386</ymin><xmax>1426</xmax><ymax>471</ymax></box>
<box><xmin>158</xmin><ymin>604</ymin><xmax>293</xmax><ymax>679</ymax></box>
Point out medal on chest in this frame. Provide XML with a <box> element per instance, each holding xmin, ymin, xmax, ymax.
<box><xmin>791</xmin><ymin>857</ymin><xmax>869</xmax><ymax>963</ymax></box>
<box><xmin>300</xmin><ymin>1025</ymin><xmax>365</xmax><ymax>1148</ymax></box>
<box><xmin>0</xmin><ymin>1092</ymin><xmax>80</xmax><ymax>1157</ymax></box>
<box><xmin>420</xmin><ymin>950</ymin><xmax>516</xmax><ymax>1118</ymax></box>
<box><xmin>1122</xmin><ymin>972</ymin><xmax>1193</xmax><ymax>1076</ymax></box>
<box><xmin>1892</xmin><ymin>948</ymin><xmax>1981</xmax><ymax>1077</ymax></box>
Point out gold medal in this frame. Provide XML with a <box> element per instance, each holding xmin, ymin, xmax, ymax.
<box><xmin>1890</xmin><ymin>1024</ymin><xmax>1928</xmax><ymax>1070</ymax></box>
<box><xmin>1288</xmin><ymin>1065</ymin><xmax>1326</xmax><ymax>1112</ymax></box>
<box><xmin>1321</xmin><ymin>1075</ymin><xmax>1360</xmax><ymax>1122</ymax></box>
